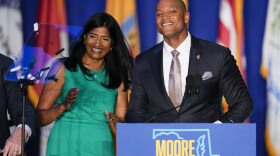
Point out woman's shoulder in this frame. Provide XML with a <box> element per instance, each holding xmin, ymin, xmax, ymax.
<box><xmin>45</xmin><ymin>58</ymin><xmax>66</xmax><ymax>82</ymax></box>
<box><xmin>50</xmin><ymin>58</ymin><xmax>66</xmax><ymax>71</ymax></box>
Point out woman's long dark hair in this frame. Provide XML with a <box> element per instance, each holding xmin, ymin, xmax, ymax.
<box><xmin>64</xmin><ymin>12</ymin><xmax>133</xmax><ymax>90</ymax></box>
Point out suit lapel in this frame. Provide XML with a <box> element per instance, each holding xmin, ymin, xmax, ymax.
<box><xmin>150</xmin><ymin>43</ymin><xmax>174</xmax><ymax>108</ymax></box>
<box><xmin>150</xmin><ymin>37</ymin><xmax>204</xmax><ymax>112</ymax></box>
<box><xmin>180</xmin><ymin>36</ymin><xmax>203</xmax><ymax>111</ymax></box>
<box><xmin>188</xmin><ymin>36</ymin><xmax>203</xmax><ymax>75</ymax></box>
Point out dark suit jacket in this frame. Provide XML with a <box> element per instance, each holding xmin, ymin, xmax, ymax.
<box><xmin>0</xmin><ymin>54</ymin><xmax>35</xmax><ymax>149</ymax></box>
<box><xmin>125</xmin><ymin>36</ymin><xmax>253</xmax><ymax>123</ymax></box>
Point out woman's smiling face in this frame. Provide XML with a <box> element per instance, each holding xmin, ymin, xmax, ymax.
<box><xmin>84</xmin><ymin>26</ymin><xmax>112</xmax><ymax>61</ymax></box>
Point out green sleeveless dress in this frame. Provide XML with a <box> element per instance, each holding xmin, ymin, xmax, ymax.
<box><xmin>46</xmin><ymin>66</ymin><xmax>117</xmax><ymax>156</ymax></box>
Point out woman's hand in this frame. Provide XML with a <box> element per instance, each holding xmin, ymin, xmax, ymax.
<box><xmin>105</xmin><ymin>110</ymin><xmax>120</xmax><ymax>128</ymax></box>
<box><xmin>105</xmin><ymin>110</ymin><xmax>119</xmax><ymax>152</ymax></box>
<box><xmin>61</xmin><ymin>88</ymin><xmax>79</xmax><ymax>111</ymax></box>
<box><xmin>105</xmin><ymin>110</ymin><xmax>120</xmax><ymax>138</ymax></box>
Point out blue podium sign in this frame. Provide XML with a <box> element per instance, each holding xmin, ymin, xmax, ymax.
<box><xmin>117</xmin><ymin>123</ymin><xmax>256</xmax><ymax>156</ymax></box>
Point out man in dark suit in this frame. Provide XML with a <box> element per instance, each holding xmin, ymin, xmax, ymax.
<box><xmin>0</xmin><ymin>53</ymin><xmax>34</xmax><ymax>156</ymax></box>
<box><xmin>125</xmin><ymin>0</ymin><xmax>253</xmax><ymax>123</ymax></box>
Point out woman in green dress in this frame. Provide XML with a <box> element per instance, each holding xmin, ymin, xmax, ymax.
<box><xmin>36</xmin><ymin>12</ymin><xmax>133</xmax><ymax>156</ymax></box>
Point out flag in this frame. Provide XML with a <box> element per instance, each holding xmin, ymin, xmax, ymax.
<box><xmin>106</xmin><ymin>0</ymin><xmax>140</xmax><ymax>58</ymax></box>
<box><xmin>0</xmin><ymin>0</ymin><xmax>23</xmax><ymax>59</ymax></box>
<box><xmin>35</xmin><ymin>0</ymin><xmax>68</xmax><ymax>155</ymax></box>
<box><xmin>217</xmin><ymin>0</ymin><xmax>246</xmax><ymax>113</ymax></box>
<box><xmin>218</xmin><ymin>0</ymin><xmax>245</xmax><ymax>79</ymax></box>
<box><xmin>33</xmin><ymin>0</ymin><xmax>69</xmax><ymax>98</ymax></box>
<box><xmin>25</xmin><ymin>0</ymin><xmax>69</xmax><ymax>108</ymax></box>
<box><xmin>261</xmin><ymin>0</ymin><xmax>280</xmax><ymax>155</ymax></box>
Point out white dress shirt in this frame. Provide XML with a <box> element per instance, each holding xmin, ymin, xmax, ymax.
<box><xmin>163</xmin><ymin>32</ymin><xmax>191</xmax><ymax>96</ymax></box>
<box><xmin>17</xmin><ymin>124</ymin><xmax>32</xmax><ymax>142</ymax></box>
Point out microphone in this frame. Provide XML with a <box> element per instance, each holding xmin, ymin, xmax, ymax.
<box><xmin>180</xmin><ymin>74</ymin><xmax>194</xmax><ymax>106</ymax></box>
<box><xmin>191</xmin><ymin>74</ymin><xmax>203</xmax><ymax>94</ymax></box>
<box><xmin>177</xmin><ymin>74</ymin><xmax>202</xmax><ymax>116</ymax></box>
<box><xmin>146</xmin><ymin>75</ymin><xmax>194</xmax><ymax>123</ymax></box>
<box><xmin>177</xmin><ymin>74</ymin><xmax>202</xmax><ymax>115</ymax></box>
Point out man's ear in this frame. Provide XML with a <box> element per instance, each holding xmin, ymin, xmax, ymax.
<box><xmin>184</xmin><ymin>12</ymin><xmax>190</xmax><ymax>24</ymax></box>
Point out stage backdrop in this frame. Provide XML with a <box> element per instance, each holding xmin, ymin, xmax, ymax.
<box><xmin>12</xmin><ymin>0</ymin><xmax>269</xmax><ymax>156</ymax></box>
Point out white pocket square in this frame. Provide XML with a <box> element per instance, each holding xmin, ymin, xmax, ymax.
<box><xmin>202</xmin><ymin>71</ymin><xmax>213</xmax><ymax>80</ymax></box>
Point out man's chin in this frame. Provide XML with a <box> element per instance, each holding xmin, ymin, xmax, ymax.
<box><xmin>162</xmin><ymin>32</ymin><xmax>176</xmax><ymax>38</ymax></box>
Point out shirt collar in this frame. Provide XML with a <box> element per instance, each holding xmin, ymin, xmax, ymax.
<box><xmin>163</xmin><ymin>32</ymin><xmax>191</xmax><ymax>55</ymax></box>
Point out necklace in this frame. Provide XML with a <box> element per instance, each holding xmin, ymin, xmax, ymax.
<box><xmin>83</xmin><ymin>62</ymin><xmax>104</xmax><ymax>71</ymax></box>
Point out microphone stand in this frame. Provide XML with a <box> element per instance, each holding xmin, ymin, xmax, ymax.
<box><xmin>19</xmin><ymin>78</ymin><xmax>34</xmax><ymax>156</ymax></box>
<box><xmin>146</xmin><ymin>74</ymin><xmax>201</xmax><ymax>123</ymax></box>
<box><xmin>146</xmin><ymin>96</ymin><xmax>192</xmax><ymax>123</ymax></box>
<box><xmin>145</xmin><ymin>104</ymin><xmax>183</xmax><ymax>123</ymax></box>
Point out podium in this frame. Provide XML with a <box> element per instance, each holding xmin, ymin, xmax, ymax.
<box><xmin>117</xmin><ymin>123</ymin><xmax>256</xmax><ymax>156</ymax></box>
